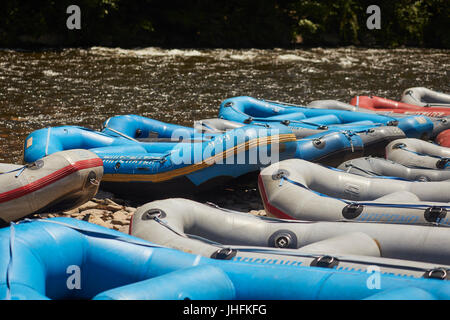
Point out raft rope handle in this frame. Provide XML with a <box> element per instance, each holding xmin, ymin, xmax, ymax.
<box><xmin>277</xmin><ymin>174</ymin><xmax>450</xmax><ymax>223</ymax></box>
<box><xmin>0</xmin><ymin>165</ymin><xmax>28</xmax><ymax>178</ymax></box>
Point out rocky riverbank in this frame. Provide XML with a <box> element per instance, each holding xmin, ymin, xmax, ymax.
<box><xmin>32</xmin><ymin>180</ymin><xmax>267</xmax><ymax>234</ymax></box>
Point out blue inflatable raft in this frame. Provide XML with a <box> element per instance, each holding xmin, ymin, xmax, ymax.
<box><xmin>102</xmin><ymin>114</ymin><xmax>407</xmax><ymax>167</ymax></box>
<box><xmin>23</xmin><ymin>120</ymin><xmax>297</xmax><ymax>198</ymax></box>
<box><xmin>218</xmin><ymin>96</ymin><xmax>434</xmax><ymax>139</ymax></box>
<box><xmin>1</xmin><ymin>218</ymin><xmax>449</xmax><ymax>300</ymax></box>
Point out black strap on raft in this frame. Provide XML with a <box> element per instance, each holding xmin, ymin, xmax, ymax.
<box><xmin>423</xmin><ymin>268</ymin><xmax>449</xmax><ymax>280</ymax></box>
<box><xmin>210</xmin><ymin>248</ymin><xmax>237</xmax><ymax>260</ymax></box>
<box><xmin>342</xmin><ymin>203</ymin><xmax>364</xmax><ymax>219</ymax></box>
<box><xmin>310</xmin><ymin>255</ymin><xmax>340</xmax><ymax>268</ymax></box>
<box><xmin>424</xmin><ymin>207</ymin><xmax>447</xmax><ymax>223</ymax></box>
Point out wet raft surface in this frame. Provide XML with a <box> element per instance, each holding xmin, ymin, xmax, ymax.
<box><xmin>1</xmin><ymin>47</ymin><xmax>449</xmax><ymax>217</ymax></box>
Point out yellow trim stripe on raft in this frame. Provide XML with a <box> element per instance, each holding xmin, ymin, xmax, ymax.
<box><xmin>102</xmin><ymin>133</ymin><xmax>296</xmax><ymax>183</ymax></box>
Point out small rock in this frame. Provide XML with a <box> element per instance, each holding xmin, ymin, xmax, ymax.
<box><xmin>88</xmin><ymin>215</ymin><xmax>112</xmax><ymax>228</ymax></box>
<box><xmin>77</xmin><ymin>201</ymin><xmax>99</xmax><ymax>211</ymax></box>
<box><xmin>63</xmin><ymin>208</ymin><xmax>79</xmax><ymax>215</ymax></box>
<box><xmin>125</xmin><ymin>206</ymin><xmax>136</xmax><ymax>213</ymax></box>
<box><xmin>81</xmin><ymin>209</ymin><xmax>112</xmax><ymax>217</ymax></box>
<box><xmin>104</xmin><ymin>204</ymin><xmax>124</xmax><ymax>212</ymax></box>
<box><xmin>111</xmin><ymin>210</ymin><xmax>129</xmax><ymax>225</ymax></box>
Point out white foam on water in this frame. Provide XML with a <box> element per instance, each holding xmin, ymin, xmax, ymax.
<box><xmin>90</xmin><ymin>46</ymin><xmax>205</xmax><ymax>58</ymax></box>
<box><xmin>42</xmin><ymin>70</ymin><xmax>60</xmax><ymax>77</ymax></box>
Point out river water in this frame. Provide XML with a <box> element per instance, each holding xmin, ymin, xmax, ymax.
<box><xmin>0</xmin><ymin>47</ymin><xmax>448</xmax><ymax>164</ymax></box>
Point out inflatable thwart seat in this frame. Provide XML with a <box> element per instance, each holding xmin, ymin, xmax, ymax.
<box><xmin>131</xmin><ymin>198</ymin><xmax>450</xmax><ymax>278</ymax></box>
<box><xmin>0</xmin><ymin>150</ymin><xmax>103</xmax><ymax>224</ymax></box>
<box><xmin>1</xmin><ymin>218</ymin><xmax>450</xmax><ymax>300</ymax></box>
<box><xmin>338</xmin><ymin>157</ymin><xmax>450</xmax><ymax>182</ymax></box>
<box><xmin>401</xmin><ymin>87</ymin><xmax>450</xmax><ymax>108</ymax></box>
<box><xmin>386</xmin><ymin>138</ymin><xmax>450</xmax><ymax>170</ymax></box>
<box><xmin>259</xmin><ymin>159</ymin><xmax>450</xmax><ymax>226</ymax></box>
<box><xmin>218</xmin><ymin>96</ymin><xmax>434</xmax><ymax>139</ymax></box>
<box><xmin>23</xmin><ymin>119</ymin><xmax>297</xmax><ymax>198</ymax></box>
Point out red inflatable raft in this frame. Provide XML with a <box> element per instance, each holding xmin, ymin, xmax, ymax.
<box><xmin>436</xmin><ymin>129</ymin><xmax>450</xmax><ymax>148</ymax></box>
<box><xmin>350</xmin><ymin>95</ymin><xmax>450</xmax><ymax>117</ymax></box>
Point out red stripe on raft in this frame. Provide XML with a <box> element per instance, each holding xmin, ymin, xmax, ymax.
<box><xmin>0</xmin><ymin>158</ymin><xmax>103</xmax><ymax>204</ymax></box>
<box><xmin>257</xmin><ymin>174</ymin><xmax>295</xmax><ymax>220</ymax></box>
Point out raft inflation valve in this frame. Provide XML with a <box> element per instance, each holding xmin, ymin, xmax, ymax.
<box><xmin>423</xmin><ymin>268</ymin><xmax>449</xmax><ymax>280</ymax></box>
<box><xmin>310</xmin><ymin>255</ymin><xmax>339</xmax><ymax>268</ymax></box>
<box><xmin>281</xmin><ymin>120</ymin><xmax>290</xmax><ymax>126</ymax></box>
<box><xmin>274</xmin><ymin>234</ymin><xmax>291</xmax><ymax>248</ymax></box>
<box><xmin>424</xmin><ymin>207</ymin><xmax>447</xmax><ymax>223</ymax></box>
<box><xmin>342</xmin><ymin>203</ymin><xmax>364</xmax><ymax>219</ymax></box>
<box><xmin>224</xmin><ymin>102</ymin><xmax>234</xmax><ymax>107</ymax></box>
<box><xmin>142</xmin><ymin>208</ymin><xmax>167</xmax><ymax>220</ymax></box>
<box><xmin>271</xmin><ymin>169</ymin><xmax>289</xmax><ymax>180</ymax></box>
<box><xmin>210</xmin><ymin>248</ymin><xmax>237</xmax><ymax>260</ymax></box>
<box><xmin>317</xmin><ymin>125</ymin><xmax>328</xmax><ymax>130</ymax></box>
<box><xmin>28</xmin><ymin>160</ymin><xmax>44</xmax><ymax>170</ymax></box>
<box><xmin>268</xmin><ymin>230</ymin><xmax>297</xmax><ymax>249</ymax></box>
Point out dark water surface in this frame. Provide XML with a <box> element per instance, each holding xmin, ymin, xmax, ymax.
<box><xmin>0</xmin><ymin>47</ymin><xmax>448</xmax><ymax>163</ymax></box>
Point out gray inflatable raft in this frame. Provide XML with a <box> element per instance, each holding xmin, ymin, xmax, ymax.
<box><xmin>130</xmin><ymin>198</ymin><xmax>450</xmax><ymax>277</ymax></box>
<box><xmin>338</xmin><ymin>157</ymin><xmax>450</xmax><ymax>181</ymax></box>
<box><xmin>0</xmin><ymin>149</ymin><xmax>103</xmax><ymax>224</ymax></box>
<box><xmin>258</xmin><ymin>158</ymin><xmax>450</xmax><ymax>226</ymax></box>
<box><xmin>386</xmin><ymin>138</ymin><xmax>450</xmax><ymax>169</ymax></box>
<box><xmin>401</xmin><ymin>87</ymin><xmax>450</xmax><ymax>107</ymax></box>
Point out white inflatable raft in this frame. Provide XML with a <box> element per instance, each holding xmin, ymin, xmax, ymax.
<box><xmin>401</xmin><ymin>87</ymin><xmax>450</xmax><ymax>108</ymax></box>
<box><xmin>258</xmin><ymin>159</ymin><xmax>450</xmax><ymax>226</ymax></box>
<box><xmin>130</xmin><ymin>198</ymin><xmax>450</xmax><ymax>276</ymax></box>
<box><xmin>0</xmin><ymin>149</ymin><xmax>103</xmax><ymax>224</ymax></box>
